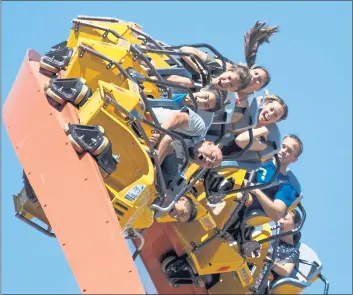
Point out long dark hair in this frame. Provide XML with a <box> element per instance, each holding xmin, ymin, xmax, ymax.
<box><xmin>244</xmin><ymin>21</ymin><xmax>279</xmax><ymax>89</ymax></box>
<box><xmin>244</xmin><ymin>21</ymin><xmax>279</xmax><ymax>68</ymax></box>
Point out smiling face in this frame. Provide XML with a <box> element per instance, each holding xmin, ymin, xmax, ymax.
<box><xmin>258</xmin><ymin>100</ymin><xmax>285</xmax><ymax>125</ymax></box>
<box><xmin>242</xmin><ymin>68</ymin><xmax>268</xmax><ymax>93</ymax></box>
<box><xmin>278</xmin><ymin>136</ymin><xmax>301</xmax><ymax>165</ymax></box>
<box><xmin>212</xmin><ymin>70</ymin><xmax>241</xmax><ymax>91</ymax></box>
<box><xmin>185</xmin><ymin>91</ymin><xmax>218</xmax><ymax>111</ymax></box>
<box><xmin>193</xmin><ymin>141</ymin><xmax>223</xmax><ymax>168</ymax></box>
<box><xmin>168</xmin><ymin>196</ymin><xmax>193</xmax><ymax>223</ymax></box>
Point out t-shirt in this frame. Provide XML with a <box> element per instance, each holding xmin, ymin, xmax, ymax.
<box><xmin>152</xmin><ymin>106</ymin><xmax>206</xmax><ymax>140</ymax></box>
<box><xmin>205</xmin><ymin>54</ymin><xmax>224</xmax><ymax>78</ymax></box>
<box><xmin>258</xmin><ymin>240</ymin><xmax>300</xmax><ymax>281</ymax></box>
<box><xmin>252</xmin><ymin>161</ymin><xmax>298</xmax><ymax>208</ymax></box>
<box><xmin>269</xmin><ymin>240</ymin><xmax>300</xmax><ymax>265</ymax></box>
<box><xmin>171</xmin><ymin>93</ymin><xmax>215</xmax><ymax>137</ymax></box>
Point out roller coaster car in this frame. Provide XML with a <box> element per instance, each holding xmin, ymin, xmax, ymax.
<box><xmin>17</xmin><ymin>59</ymin><xmax>203</xmax><ymax>235</ymax></box>
<box><xmin>44</xmin><ymin>38</ymin><xmax>164</xmax><ymax>99</ymax></box>
<box><xmin>156</xmin><ymin>129</ymin><xmax>306</xmax><ymax>291</ymax></box>
<box><xmin>209</xmin><ymin>241</ymin><xmax>329</xmax><ymax>295</ymax></box>
<box><xmin>38</xmin><ymin>16</ymin><xmax>178</xmax><ymax>98</ymax></box>
<box><xmin>269</xmin><ymin>243</ymin><xmax>329</xmax><ymax>294</ymax></box>
<box><xmin>67</xmin><ymin>15</ymin><xmax>175</xmax><ymax>69</ymax></box>
<box><xmin>66</xmin><ymin>15</ymin><xmax>208</xmax><ymax>77</ymax></box>
<box><xmin>40</xmin><ymin>16</ymin><xmax>221</xmax><ymax>98</ymax></box>
<box><xmin>159</xmin><ymin>221</ymin><xmax>273</xmax><ymax>290</ymax></box>
<box><xmin>159</xmin><ymin>200</ymin><xmax>306</xmax><ymax>292</ymax></box>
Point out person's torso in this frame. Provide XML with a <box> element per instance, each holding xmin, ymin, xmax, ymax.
<box><xmin>152</xmin><ymin>107</ymin><xmax>206</xmax><ymax>138</ymax></box>
<box><xmin>256</xmin><ymin>162</ymin><xmax>291</xmax><ymax>200</ymax></box>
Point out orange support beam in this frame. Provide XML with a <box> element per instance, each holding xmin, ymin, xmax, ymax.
<box><xmin>134</xmin><ymin>222</ymin><xmax>207</xmax><ymax>295</ymax></box>
<box><xmin>3</xmin><ymin>49</ymin><xmax>145</xmax><ymax>294</ymax></box>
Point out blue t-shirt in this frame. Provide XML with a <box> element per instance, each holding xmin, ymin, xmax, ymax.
<box><xmin>254</xmin><ymin>162</ymin><xmax>297</xmax><ymax>208</ymax></box>
<box><xmin>172</xmin><ymin>93</ymin><xmax>187</xmax><ymax>108</ymax></box>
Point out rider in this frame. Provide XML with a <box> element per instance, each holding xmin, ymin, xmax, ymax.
<box><xmin>245</xmin><ymin>134</ymin><xmax>304</xmax><ymax>221</ymax></box>
<box><xmin>174</xmin><ymin>21</ymin><xmax>278</xmax><ymax>124</ymax></box>
<box><xmin>220</xmin><ymin>95</ymin><xmax>288</xmax><ymax>154</ymax></box>
<box><xmin>270</xmin><ymin>210</ymin><xmax>302</xmax><ymax>278</ymax></box>
<box><xmin>248</xmin><ymin>210</ymin><xmax>302</xmax><ymax>295</ymax></box>
<box><xmin>166</xmin><ymin>62</ymin><xmax>252</xmax><ymax>92</ymax></box>
<box><xmin>167</xmin><ymin>195</ymin><xmax>198</xmax><ymax>223</ymax></box>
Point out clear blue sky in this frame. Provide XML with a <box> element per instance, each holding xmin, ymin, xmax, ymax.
<box><xmin>1</xmin><ymin>1</ymin><xmax>352</xmax><ymax>294</ymax></box>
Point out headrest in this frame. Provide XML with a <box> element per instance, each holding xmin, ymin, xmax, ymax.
<box><xmin>266</xmin><ymin>123</ymin><xmax>281</xmax><ymax>145</ymax></box>
<box><xmin>297</xmin><ymin>242</ymin><xmax>323</xmax><ymax>281</ymax></box>
<box><xmin>232</xmin><ymin>96</ymin><xmax>259</xmax><ymax>133</ymax></box>
<box><xmin>197</xmin><ymin>110</ymin><xmax>214</xmax><ymax>137</ymax></box>
<box><xmin>212</xmin><ymin>92</ymin><xmax>236</xmax><ymax>125</ymax></box>
<box><xmin>285</xmin><ymin>169</ymin><xmax>302</xmax><ymax>193</ymax></box>
<box><xmin>224</xmin><ymin>123</ymin><xmax>281</xmax><ymax>163</ymax></box>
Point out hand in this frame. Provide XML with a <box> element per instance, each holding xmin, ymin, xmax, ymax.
<box><xmin>236</xmin><ymin>192</ymin><xmax>253</xmax><ymax>207</ymax></box>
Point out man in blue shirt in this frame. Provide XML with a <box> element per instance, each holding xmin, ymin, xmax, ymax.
<box><xmin>245</xmin><ymin>134</ymin><xmax>304</xmax><ymax>221</ymax></box>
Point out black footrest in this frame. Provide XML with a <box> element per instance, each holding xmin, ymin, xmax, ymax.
<box><xmin>40</xmin><ymin>47</ymin><xmax>74</xmax><ymax>73</ymax></box>
<box><xmin>67</xmin><ymin>124</ymin><xmax>106</xmax><ymax>154</ymax></box>
<box><xmin>45</xmin><ymin>78</ymin><xmax>91</xmax><ymax>107</ymax></box>
<box><xmin>66</xmin><ymin>124</ymin><xmax>119</xmax><ymax>176</ymax></box>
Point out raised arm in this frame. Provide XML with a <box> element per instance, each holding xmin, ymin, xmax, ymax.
<box><xmin>154</xmin><ymin>111</ymin><xmax>190</xmax><ymax>165</ymax></box>
<box><xmin>234</xmin><ymin>126</ymin><xmax>269</xmax><ymax>151</ymax></box>
<box><xmin>249</xmin><ymin>189</ymin><xmax>287</xmax><ymax>221</ymax></box>
<box><xmin>179</xmin><ymin>46</ymin><xmax>209</xmax><ymax>73</ymax></box>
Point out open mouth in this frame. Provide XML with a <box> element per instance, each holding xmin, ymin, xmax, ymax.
<box><xmin>169</xmin><ymin>208</ymin><xmax>176</xmax><ymax>217</ymax></box>
<box><xmin>198</xmin><ymin>154</ymin><xmax>205</xmax><ymax>160</ymax></box>
<box><xmin>218</xmin><ymin>80</ymin><xmax>225</xmax><ymax>89</ymax></box>
<box><xmin>262</xmin><ymin>112</ymin><xmax>269</xmax><ymax>121</ymax></box>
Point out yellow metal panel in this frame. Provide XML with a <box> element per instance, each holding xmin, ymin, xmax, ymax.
<box><xmin>67</xmin><ymin>21</ymin><xmax>143</xmax><ymax>48</ymax></box>
<box><xmin>270</xmin><ymin>283</ymin><xmax>303</xmax><ymax>294</ymax></box>
<box><xmin>77</xmin><ymin>80</ymin><xmax>155</xmax><ymax>230</ymax></box>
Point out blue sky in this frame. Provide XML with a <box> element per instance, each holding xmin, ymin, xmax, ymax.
<box><xmin>1</xmin><ymin>1</ymin><xmax>352</xmax><ymax>294</ymax></box>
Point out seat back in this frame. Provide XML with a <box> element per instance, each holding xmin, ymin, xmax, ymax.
<box><xmin>270</xmin><ymin>243</ymin><xmax>323</xmax><ymax>293</ymax></box>
<box><xmin>296</xmin><ymin>242</ymin><xmax>323</xmax><ymax>281</ymax></box>
<box><xmin>232</xmin><ymin>96</ymin><xmax>259</xmax><ymax>133</ymax></box>
<box><xmin>224</xmin><ymin>123</ymin><xmax>281</xmax><ymax>163</ymax></box>
<box><xmin>206</xmin><ymin>94</ymin><xmax>254</xmax><ymax>144</ymax></box>
<box><xmin>286</xmin><ymin>169</ymin><xmax>302</xmax><ymax>193</ymax></box>
<box><xmin>212</xmin><ymin>92</ymin><xmax>236</xmax><ymax>125</ymax></box>
<box><xmin>197</xmin><ymin>110</ymin><xmax>215</xmax><ymax>137</ymax></box>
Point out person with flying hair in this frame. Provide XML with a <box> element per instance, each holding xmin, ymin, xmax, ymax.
<box><xmin>172</xmin><ymin>21</ymin><xmax>278</xmax><ymax>97</ymax></box>
<box><xmin>168</xmin><ymin>21</ymin><xmax>278</xmax><ymax>125</ymax></box>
